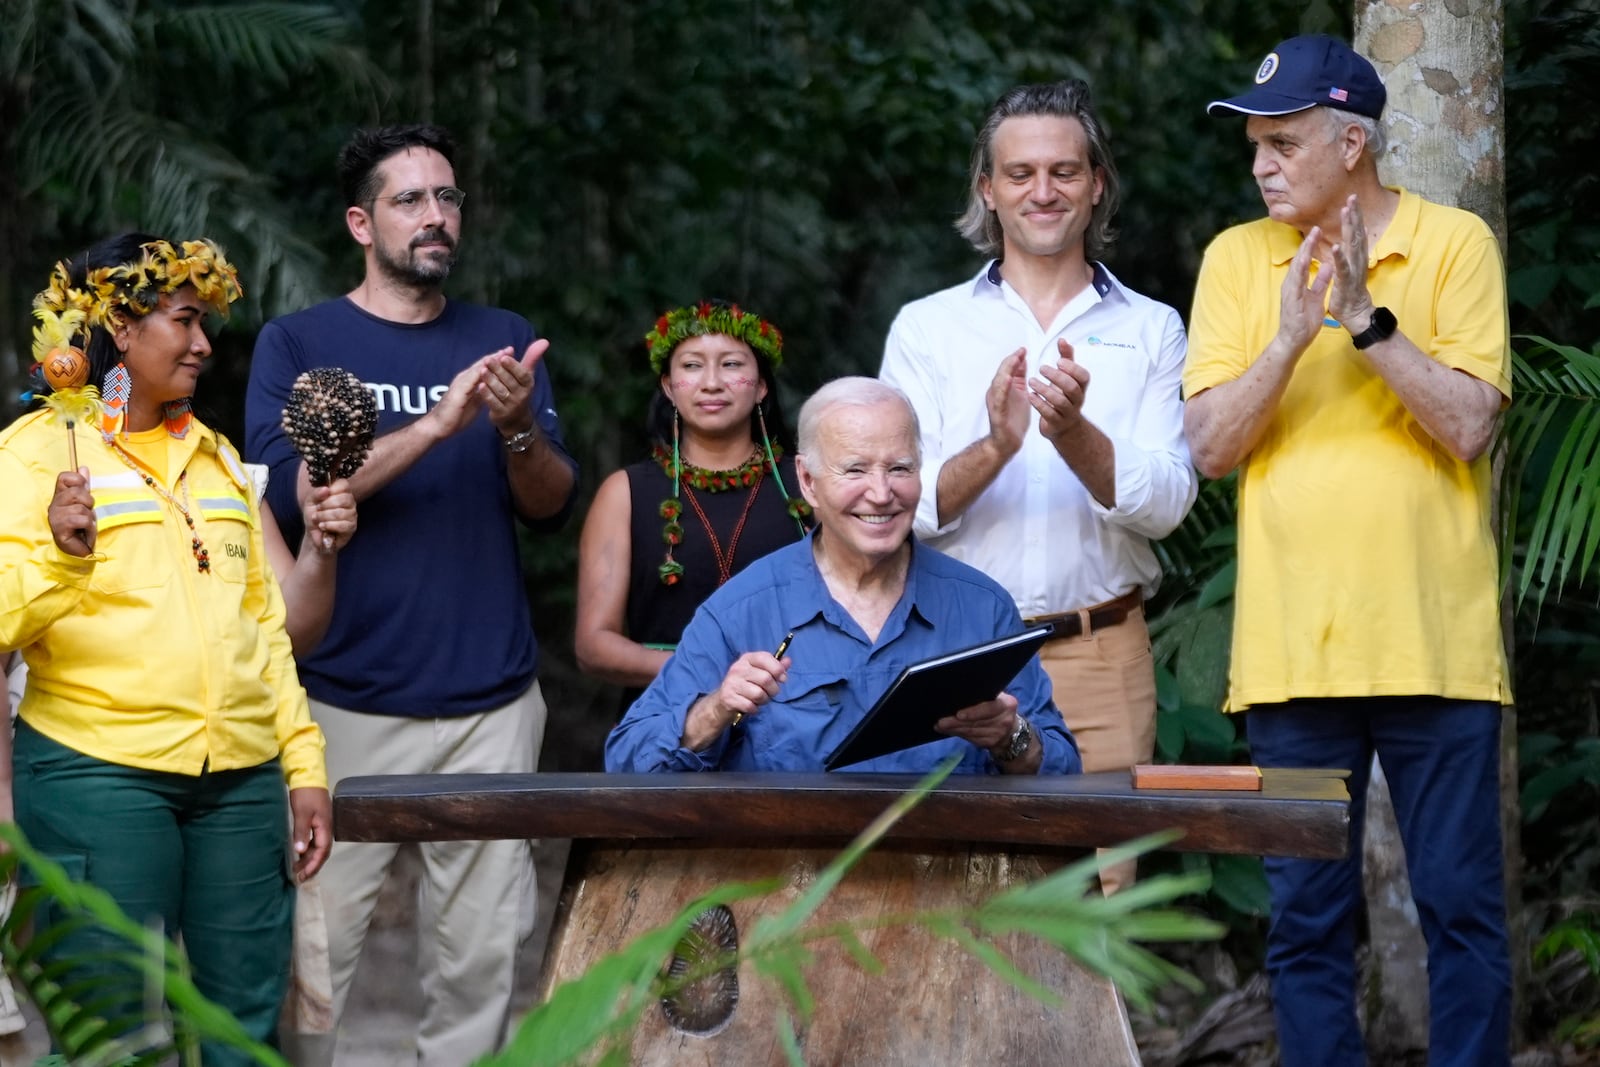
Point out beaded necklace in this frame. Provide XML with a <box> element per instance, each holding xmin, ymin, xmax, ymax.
<box><xmin>682</xmin><ymin>463</ymin><xmax>766</xmax><ymax>586</ymax></box>
<box><xmin>652</xmin><ymin>443</ymin><xmax>770</xmax><ymax>491</ymax></box>
<box><xmin>106</xmin><ymin>442</ymin><xmax>212</xmax><ymax>574</ymax></box>
<box><xmin>654</xmin><ymin>442</ymin><xmax>812</xmax><ymax>585</ymax></box>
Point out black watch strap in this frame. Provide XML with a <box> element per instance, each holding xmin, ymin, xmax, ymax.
<box><xmin>1350</xmin><ymin>306</ymin><xmax>1397</xmax><ymax>350</ymax></box>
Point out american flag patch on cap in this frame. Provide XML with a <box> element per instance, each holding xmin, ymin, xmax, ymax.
<box><xmin>1329</xmin><ymin>87</ymin><xmax>1349</xmax><ymax>102</ymax></box>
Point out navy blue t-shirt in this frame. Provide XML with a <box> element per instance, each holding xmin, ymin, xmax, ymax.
<box><xmin>244</xmin><ymin>297</ymin><xmax>577</xmax><ymax>717</ymax></box>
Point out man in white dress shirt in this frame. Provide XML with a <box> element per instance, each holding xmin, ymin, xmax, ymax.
<box><xmin>879</xmin><ymin>78</ymin><xmax>1196</xmax><ymax>890</ymax></box>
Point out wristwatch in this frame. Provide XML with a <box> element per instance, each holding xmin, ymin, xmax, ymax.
<box><xmin>1349</xmin><ymin>306</ymin><xmax>1397</xmax><ymax>350</ymax></box>
<box><xmin>500</xmin><ymin>426</ymin><xmax>538</xmax><ymax>453</ymax></box>
<box><xmin>993</xmin><ymin>716</ymin><xmax>1033</xmax><ymax>763</ymax></box>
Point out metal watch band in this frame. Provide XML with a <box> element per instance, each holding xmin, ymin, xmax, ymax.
<box><xmin>501</xmin><ymin>426</ymin><xmax>538</xmax><ymax>453</ymax></box>
<box><xmin>994</xmin><ymin>716</ymin><xmax>1032</xmax><ymax>763</ymax></box>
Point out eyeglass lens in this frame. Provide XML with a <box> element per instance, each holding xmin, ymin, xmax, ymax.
<box><xmin>381</xmin><ymin>188</ymin><xmax>466</xmax><ymax>215</ymax></box>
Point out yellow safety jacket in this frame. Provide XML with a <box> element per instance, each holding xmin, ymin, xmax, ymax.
<box><xmin>0</xmin><ymin>410</ymin><xmax>325</xmax><ymax>789</ymax></box>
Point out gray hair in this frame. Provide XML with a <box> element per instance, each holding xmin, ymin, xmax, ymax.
<box><xmin>798</xmin><ymin>377</ymin><xmax>921</xmax><ymax>468</ymax></box>
<box><xmin>1323</xmin><ymin>105</ymin><xmax>1387</xmax><ymax>159</ymax></box>
<box><xmin>955</xmin><ymin>79</ymin><xmax>1120</xmax><ymax>261</ymax></box>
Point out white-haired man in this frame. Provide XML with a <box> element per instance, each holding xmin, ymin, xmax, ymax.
<box><xmin>606</xmin><ymin>377</ymin><xmax>1079</xmax><ymax>777</ymax></box>
<box><xmin>1184</xmin><ymin>34</ymin><xmax>1512</xmax><ymax>1067</ymax></box>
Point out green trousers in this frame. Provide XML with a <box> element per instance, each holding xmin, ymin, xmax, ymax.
<box><xmin>12</xmin><ymin>720</ymin><xmax>294</xmax><ymax>1065</ymax></box>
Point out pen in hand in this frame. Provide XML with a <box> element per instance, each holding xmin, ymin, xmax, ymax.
<box><xmin>731</xmin><ymin>632</ymin><xmax>796</xmax><ymax>730</ymax></box>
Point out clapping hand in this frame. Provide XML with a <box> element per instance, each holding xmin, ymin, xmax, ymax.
<box><xmin>1030</xmin><ymin>338</ymin><xmax>1092</xmax><ymax>442</ymax></box>
<box><xmin>986</xmin><ymin>348</ymin><xmax>1030</xmax><ymax>456</ymax></box>
<box><xmin>1326</xmin><ymin>194</ymin><xmax>1376</xmax><ymax>334</ymax></box>
<box><xmin>480</xmin><ymin>340</ymin><xmax>547</xmax><ymax>438</ymax></box>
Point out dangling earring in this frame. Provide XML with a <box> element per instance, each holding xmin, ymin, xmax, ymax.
<box><xmin>100</xmin><ymin>362</ymin><xmax>132</xmax><ymax>440</ymax></box>
<box><xmin>162</xmin><ymin>398</ymin><xmax>193</xmax><ymax>439</ymax></box>
<box><xmin>759</xmin><ymin>399</ymin><xmax>811</xmax><ymax>536</ymax></box>
<box><xmin>658</xmin><ymin>407</ymin><xmax>685</xmax><ymax>585</ymax></box>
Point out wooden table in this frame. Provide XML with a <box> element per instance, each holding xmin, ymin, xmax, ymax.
<box><xmin>333</xmin><ymin>769</ymin><xmax>1349</xmax><ymax>1065</ymax></box>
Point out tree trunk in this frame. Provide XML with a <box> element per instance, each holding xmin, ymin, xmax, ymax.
<box><xmin>1352</xmin><ymin>1</ymin><xmax>1517</xmax><ymax>1057</ymax></box>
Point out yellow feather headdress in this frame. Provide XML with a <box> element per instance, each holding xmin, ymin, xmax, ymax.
<box><xmin>29</xmin><ymin>238</ymin><xmax>244</xmax><ymax>372</ymax></box>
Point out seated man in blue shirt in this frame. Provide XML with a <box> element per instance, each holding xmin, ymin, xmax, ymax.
<box><xmin>605</xmin><ymin>376</ymin><xmax>1080</xmax><ymax>775</ymax></box>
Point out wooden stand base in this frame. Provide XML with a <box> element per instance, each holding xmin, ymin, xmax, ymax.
<box><xmin>540</xmin><ymin>839</ymin><xmax>1141</xmax><ymax>1067</ymax></box>
<box><xmin>333</xmin><ymin>769</ymin><xmax>1350</xmax><ymax>1066</ymax></box>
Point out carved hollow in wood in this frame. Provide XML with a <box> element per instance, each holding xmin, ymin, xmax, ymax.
<box><xmin>660</xmin><ymin>903</ymin><xmax>740</xmax><ymax>1036</ymax></box>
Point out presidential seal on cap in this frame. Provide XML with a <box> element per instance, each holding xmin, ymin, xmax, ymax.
<box><xmin>1207</xmin><ymin>34</ymin><xmax>1386</xmax><ymax>120</ymax></box>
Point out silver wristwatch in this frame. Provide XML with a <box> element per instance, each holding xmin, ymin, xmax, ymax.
<box><xmin>993</xmin><ymin>716</ymin><xmax>1032</xmax><ymax>763</ymax></box>
<box><xmin>500</xmin><ymin>426</ymin><xmax>538</xmax><ymax>453</ymax></box>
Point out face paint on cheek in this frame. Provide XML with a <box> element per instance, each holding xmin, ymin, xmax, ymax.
<box><xmin>671</xmin><ymin>378</ymin><xmax>695</xmax><ymax>391</ymax></box>
<box><xmin>727</xmin><ymin>376</ymin><xmax>759</xmax><ymax>390</ymax></box>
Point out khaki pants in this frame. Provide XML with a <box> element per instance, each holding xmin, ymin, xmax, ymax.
<box><xmin>303</xmin><ymin>684</ymin><xmax>545</xmax><ymax>1067</ymax></box>
<box><xmin>0</xmin><ymin>877</ymin><xmax>25</xmax><ymax>1036</ymax></box>
<box><xmin>1037</xmin><ymin>606</ymin><xmax>1156</xmax><ymax>894</ymax></box>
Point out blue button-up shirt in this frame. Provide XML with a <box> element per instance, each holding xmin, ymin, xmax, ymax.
<box><xmin>604</xmin><ymin>535</ymin><xmax>1080</xmax><ymax>775</ymax></box>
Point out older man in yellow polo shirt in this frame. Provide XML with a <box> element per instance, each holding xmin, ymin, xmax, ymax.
<box><xmin>1182</xmin><ymin>34</ymin><xmax>1512</xmax><ymax>1067</ymax></box>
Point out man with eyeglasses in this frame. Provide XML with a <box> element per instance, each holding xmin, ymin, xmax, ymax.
<box><xmin>245</xmin><ymin>123</ymin><xmax>578</xmax><ymax>1065</ymax></box>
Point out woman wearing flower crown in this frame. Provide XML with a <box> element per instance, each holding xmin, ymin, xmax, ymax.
<box><xmin>577</xmin><ymin>301</ymin><xmax>811</xmax><ymax>710</ymax></box>
<box><xmin>0</xmin><ymin>233</ymin><xmax>348</xmax><ymax>1060</ymax></box>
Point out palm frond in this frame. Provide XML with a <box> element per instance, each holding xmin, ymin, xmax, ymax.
<box><xmin>15</xmin><ymin>101</ymin><xmax>331</xmax><ymax>321</ymax></box>
<box><xmin>45</xmin><ymin>0</ymin><xmax>138</xmax><ymax>94</ymax></box>
<box><xmin>136</xmin><ymin>4</ymin><xmax>382</xmax><ymax>94</ymax></box>
<box><xmin>65</xmin><ymin>0</ymin><xmax>138</xmax><ymax>56</ymax></box>
<box><xmin>1151</xmin><ymin>473</ymin><xmax>1237</xmax><ymax>605</ymax></box>
<box><xmin>0</xmin><ymin>825</ymin><xmax>286</xmax><ymax>1066</ymax></box>
<box><xmin>217</xmin><ymin>201</ymin><xmax>331</xmax><ymax>321</ymax></box>
<box><xmin>144</xmin><ymin>153</ymin><xmax>206</xmax><ymax>235</ymax></box>
<box><xmin>1149</xmin><ymin>594</ymin><xmax>1234</xmax><ymax>714</ymax></box>
<box><xmin>1499</xmin><ymin>335</ymin><xmax>1600</xmax><ymax>610</ymax></box>
<box><xmin>0</xmin><ymin>0</ymin><xmax>45</xmax><ymax>80</ymax></box>
<box><xmin>133</xmin><ymin>129</ymin><xmax>331</xmax><ymax>320</ymax></box>
<box><xmin>968</xmin><ymin>833</ymin><xmax>1221</xmax><ymax>1011</ymax></box>
<box><xmin>8</xmin><ymin>0</ymin><xmax>376</xmax><ymax>325</ymax></box>
<box><xmin>17</xmin><ymin>89</ymin><xmax>156</xmax><ymax>210</ymax></box>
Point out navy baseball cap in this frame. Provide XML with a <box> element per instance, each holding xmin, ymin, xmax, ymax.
<box><xmin>1208</xmin><ymin>34</ymin><xmax>1386</xmax><ymax>120</ymax></box>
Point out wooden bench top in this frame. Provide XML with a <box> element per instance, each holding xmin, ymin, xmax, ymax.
<box><xmin>333</xmin><ymin>768</ymin><xmax>1350</xmax><ymax>859</ymax></box>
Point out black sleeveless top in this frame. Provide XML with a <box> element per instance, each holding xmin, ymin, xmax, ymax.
<box><xmin>624</xmin><ymin>451</ymin><xmax>806</xmax><ymax>646</ymax></box>
<box><xmin>621</xmin><ymin>450</ymin><xmax>807</xmax><ymax>707</ymax></box>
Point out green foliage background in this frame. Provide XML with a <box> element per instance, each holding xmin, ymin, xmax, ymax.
<box><xmin>3</xmin><ymin>0</ymin><xmax>1599</xmax><ymax>1025</ymax></box>
<box><xmin>0</xmin><ymin>0</ymin><xmax>1356</xmax><ymax>751</ymax></box>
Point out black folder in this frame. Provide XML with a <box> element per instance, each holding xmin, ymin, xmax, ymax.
<box><xmin>822</xmin><ymin>625</ymin><xmax>1054</xmax><ymax>771</ymax></box>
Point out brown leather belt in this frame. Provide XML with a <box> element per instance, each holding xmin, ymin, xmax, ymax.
<box><xmin>1023</xmin><ymin>589</ymin><xmax>1143</xmax><ymax>640</ymax></box>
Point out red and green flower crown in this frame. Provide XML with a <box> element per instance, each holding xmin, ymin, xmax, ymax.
<box><xmin>644</xmin><ymin>301</ymin><xmax>783</xmax><ymax>374</ymax></box>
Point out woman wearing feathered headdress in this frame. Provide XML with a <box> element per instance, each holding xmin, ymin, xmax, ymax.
<box><xmin>0</xmin><ymin>233</ymin><xmax>353</xmax><ymax>1060</ymax></box>
<box><xmin>576</xmin><ymin>301</ymin><xmax>812</xmax><ymax>712</ymax></box>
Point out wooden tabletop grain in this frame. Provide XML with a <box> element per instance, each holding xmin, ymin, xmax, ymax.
<box><xmin>333</xmin><ymin>768</ymin><xmax>1350</xmax><ymax>859</ymax></box>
